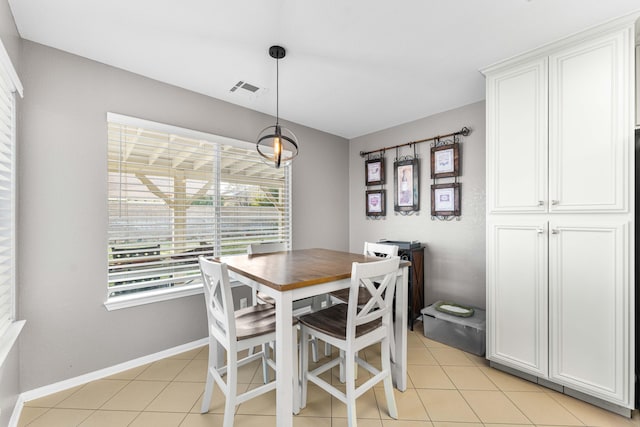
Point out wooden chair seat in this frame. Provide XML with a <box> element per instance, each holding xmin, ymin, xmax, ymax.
<box><xmin>234</xmin><ymin>303</ymin><xmax>298</xmax><ymax>340</ymax></box>
<box><xmin>298</xmin><ymin>304</ymin><xmax>381</xmax><ymax>340</ymax></box>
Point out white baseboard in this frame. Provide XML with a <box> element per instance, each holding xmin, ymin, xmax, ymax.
<box><xmin>9</xmin><ymin>337</ymin><xmax>207</xmax><ymax>427</ymax></box>
<box><xmin>8</xmin><ymin>394</ymin><xmax>25</xmax><ymax>427</ymax></box>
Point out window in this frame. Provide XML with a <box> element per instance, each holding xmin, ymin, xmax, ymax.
<box><xmin>0</xmin><ymin>41</ymin><xmax>22</xmax><ymax>340</ymax></box>
<box><xmin>106</xmin><ymin>114</ymin><xmax>291</xmax><ymax>309</ymax></box>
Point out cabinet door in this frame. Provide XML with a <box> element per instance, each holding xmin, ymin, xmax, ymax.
<box><xmin>636</xmin><ymin>45</ymin><xmax>640</xmax><ymax>127</ymax></box>
<box><xmin>549</xmin><ymin>29</ymin><xmax>631</xmax><ymax>212</ymax></box>
<box><xmin>548</xmin><ymin>220</ymin><xmax>631</xmax><ymax>407</ymax></box>
<box><xmin>486</xmin><ymin>59</ymin><xmax>548</xmax><ymax>213</ymax></box>
<box><xmin>487</xmin><ymin>220</ymin><xmax>548</xmax><ymax>377</ymax></box>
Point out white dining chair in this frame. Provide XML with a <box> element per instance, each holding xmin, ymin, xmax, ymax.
<box><xmin>198</xmin><ymin>256</ymin><xmax>299</xmax><ymax>427</ymax></box>
<box><xmin>298</xmin><ymin>257</ymin><xmax>400</xmax><ymax>427</ymax></box>
<box><xmin>329</xmin><ymin>242</ymin><xmax>399</xmax><ymax>380</ymax></box>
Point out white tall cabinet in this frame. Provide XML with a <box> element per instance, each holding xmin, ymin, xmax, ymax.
<box><xmin>483</xmin><ymin>14</ymin><xmax>637</xmax><ymax>414</ymax></box>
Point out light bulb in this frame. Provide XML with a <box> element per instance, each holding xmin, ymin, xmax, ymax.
<box><xmin>273</xmin><ymin>136</ymin><xmax>282</xmax><ymax>168</ymax></box>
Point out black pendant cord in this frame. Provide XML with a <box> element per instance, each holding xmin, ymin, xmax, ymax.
<box><xmin>275</xmin><ymin>55</ymin><xmax>280</xmax><ymax>127</ymax></box>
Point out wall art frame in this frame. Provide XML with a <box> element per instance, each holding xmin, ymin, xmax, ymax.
<box><xmin>431</xmin><ymin>183</ymin><xmax>460</xmax><ymax>217</ymax></box>
<box><xmin>394</xmin><ymin>158</ymin><xmax>419</xmax><ymax>213</ymax></box>
<box><xmin>431</xmin><ymin>142</ymin><xmax>460</xmax><ymax>178</ymax></box>
<box><xmin>365</xmin><ymin>157</ymin><xmax>385</xmax><ymax>186</ymax></box>
<box><xmin>366</xmin><ymin>189</ymin><xmax>386</xmax><ymax>216</ymax></box>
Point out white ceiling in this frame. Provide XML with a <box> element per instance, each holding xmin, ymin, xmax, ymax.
<box><xmin>8</xmin><ymin>0</ymin><xmax>640</xmax><ymax>139</ymax></box>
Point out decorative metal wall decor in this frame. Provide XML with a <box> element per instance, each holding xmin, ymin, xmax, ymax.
<box><xmin>365</xmin><ymin>156</ymin><xmax>385</xmax><ymax>186</ymax></box>
<box><xmin>430</xmin><ymin>134</ymin><xmax>463</xmax><ymax>221</ymax></box>
<box><xmin>365</xmin><ymin>152</ymin><xmax>386</xmax><ymax>219</ymax></box>
<box><xmin>431</xmin><ymin>143</ymin><xmax>459</xmax><ymax>178</ymax></box>
<box><xmin>431</xmin><ymin>183</ymin><xmax>460</xmax><ymax>216</ymax></box>
<box><xmin>358</xmin><ymin>126</ymin><xmax>470</xmax><ymax>220</ymax></box>
<box><xmin>366</xmin><ymin>189</ymin><xmax>386</xmax><ymax>216</ymax></box>
<box><xmin>394</xmin><ymin>143</ymin><xmax>419</xmax><ymax>215</ymax></box>
<box><xmin>359</xmin><ymin>127</ymin><xmax>469</xmax><ymax>158</ymax></box>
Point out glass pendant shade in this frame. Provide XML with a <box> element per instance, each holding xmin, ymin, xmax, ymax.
<box><xmin>257</xmin><ymin>45</ymin><xmax>299</xmax><ymax>168</ymax></box>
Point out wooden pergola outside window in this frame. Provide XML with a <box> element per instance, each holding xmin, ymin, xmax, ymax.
<box><xmin>106</xmin><ymin>114</ymin><xmax>291</xmax><ymax>299</ymax></box>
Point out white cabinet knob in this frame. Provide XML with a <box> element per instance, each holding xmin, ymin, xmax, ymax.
<box><xmin>551</xmin><ymin>200</ymin><xmax>559</xmax><ymax>205</ymax></box>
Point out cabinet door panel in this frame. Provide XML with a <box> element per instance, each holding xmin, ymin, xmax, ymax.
<box><xmin>549</xmin><ymin>220</ymin><xmax>630</xmax><ymax>406</ymax></box>
<box><xmin>487</xmin><ymin>221</ymin><xmax>548</xmax><ymax>377</ymax></box>
<box><xmin>487</xmin><ymin>59</ymin><xmax>548</xmax><ymax>213</ymax></box>
<box><xmin>549</xmin><ymin>31</ymin><xmax>630</xmax><ymax>212</ymax></box>
<box><xmin>636</xmin><ymin>46</ymin><xmax>640</xmax><ymax>127</ymax></box>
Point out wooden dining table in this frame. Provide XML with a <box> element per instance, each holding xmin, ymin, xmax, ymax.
<box><xmin>217</xmin><ymin>247</ymin><xmax>409</xmax><ymax>427</ymax></box>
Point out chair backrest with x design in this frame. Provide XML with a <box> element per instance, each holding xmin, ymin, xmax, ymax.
<box><xmin>346</xmin><ymin>257</ymin><xmax>400</xmax><ymax>341</ymax></box>
<box><xmin>363</xmin><ymin>242</ymin><xmax>398</xmax><ymax>259</ymax></box>
<box><xmin>199</xmin><ymin>257</ymin><xmax>237</xmax><ymax>353</ymax></box>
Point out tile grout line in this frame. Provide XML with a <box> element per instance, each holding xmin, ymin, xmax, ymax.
<box><xmin>48</xmin><ymin>375</ymin><xmax>137</xmax><ymax>427</ymax></box>
<box><xmin>501</xmin><ymin>389</ymin><xmax>585</xmax><ymax>427</ymax></box>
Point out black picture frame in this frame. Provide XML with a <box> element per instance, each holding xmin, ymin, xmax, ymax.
<box><xmin>431</xmin><ymin>143</ymin><xmax>460</xmax><ymax>178</ymax></box>
<box><xmin>365</xmin><ymin>158</ymin><xmax>385</xmax><ymax>186</ymax></box>
<box><xmin>394</xmin><ymin>158</ymin><xmax>419</xmax><ymax>212</ymax></box>
<box><xmin>431</xmin><ymin>183</ymin><xmax>461</xmax><ymax>216</ymax></box>
<box><xmin>366</xmin><ymin>189</ymin><xmax>386</xmax><ymax>216</ymax></box>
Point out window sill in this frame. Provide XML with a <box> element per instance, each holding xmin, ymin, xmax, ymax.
<box><xmin>0</xmin><ymin>320</ymin><xmax>26</xmax><ymax>368</ymax></box>
<box><xmin>104</xmin><ymin>284</ymin><xmax>204</xmax><ymax>311</ymax></box>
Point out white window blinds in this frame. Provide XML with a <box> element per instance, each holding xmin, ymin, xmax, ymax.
<box><xmin>0</xmin><ymin>44</ymin><xmax>20</xmax><ymax>338</ymax></box>
<box><xmin>107</xmin><ymin>114</ymin><xmax>291</xmax><ymax>300</ymax></box>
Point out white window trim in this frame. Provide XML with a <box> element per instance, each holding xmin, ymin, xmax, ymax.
<box><xmin>104</xmin><ymin>280</ymin><xmax>246</xmax><ymax>311</ymax></box>
<box><xmin>104</xmin><ymin>113</ymin><xmax>293</xmax><ymax>310</ymax></box>
<box><xmin>104</xmin><ymin>283</ymin><xmax>203</xmax><ymax>311</ymax></box>
<box><xmin>0</xmin><ymin>320</ymin><xmax>25</xmax><ymax>367</ymax></box>
<box><xmin>0</xmin><ymin>37</ymin><xmax>23</xmax><ymax>365</ymax></box>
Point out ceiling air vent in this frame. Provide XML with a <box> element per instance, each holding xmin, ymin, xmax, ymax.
<box><xmin>230</xmin><ymin>80</ymin><xmax>261</xmax><ymax>93</ymax></box>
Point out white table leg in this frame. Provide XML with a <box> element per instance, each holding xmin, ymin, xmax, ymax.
<box><xmin>275</xmin><ymin>290</ymin><xmax>294</xmax><ymax>426</ymax></box>
<box><xmin>392</xmin><ymin>265</ymin><xmax>408</xmax><ymax>391</ymax></box>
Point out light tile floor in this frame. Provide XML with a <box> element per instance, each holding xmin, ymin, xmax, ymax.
<box><xmin>18</xmin><ymin>323</ymin><xmax>640</xmax><ymax>426</ymax></box>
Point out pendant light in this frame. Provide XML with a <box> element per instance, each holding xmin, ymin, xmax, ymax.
<box><xmin>257</xmin><ymin>45</ymin><xmax>299</xmax><ymax>168</ymax></box>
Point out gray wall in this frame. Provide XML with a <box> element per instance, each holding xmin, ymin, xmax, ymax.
<box><xmin>0</xmin><ymin>0</ymin><xmax>19</xmax><ymax>72</ymax></box>
<box><xmin>349</xmin><ymin>101</ymin><xmax>486</xmax><ymax>309</ymax></box>
<box><xmin>0</xmin><ymin>0</ymin><xmax>21</xmax><ymax>425</ymax></box>
<box><xmin>0</xmin><ymin>345</ymin><xmax>19</xmax><ymax>426</ymax></box>
<box><xmin>18</xmin><ymin>40</ymin><xmax>349</xmax><ymax>391</ymax></box>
